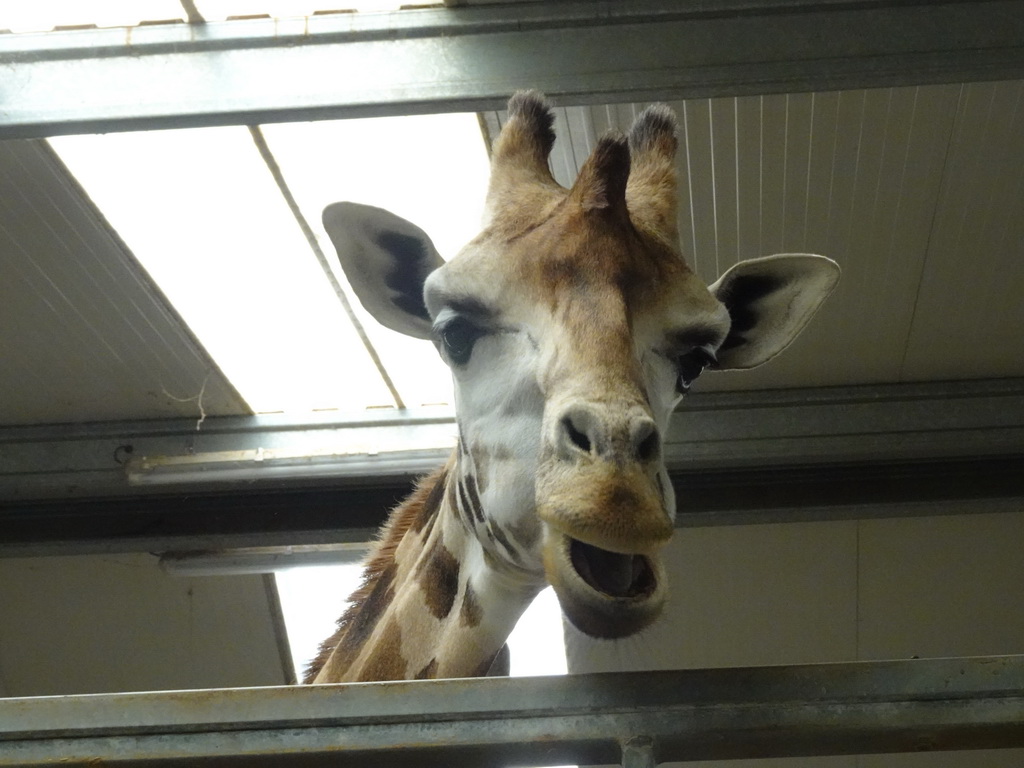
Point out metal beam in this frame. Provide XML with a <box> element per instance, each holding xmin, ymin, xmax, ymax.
<box><xmin>2</xmin><ymin>455</ymin><xmax>1022</xmax><ymax>558</ymax></box>
<box><xmin>2</xmin><ymin>1</ymin><xmax>1024</xmax><ymax>138</ymax></box>
<box><xmin>2</xmin><ymin>379</ymin><xmax>1020</xmax><ymax>500</ymax></box>
<box><xmin>1</xmin><ymin>656</ymin><xmax>1021</xmax><ymax>766</ymax></box>
<box><xmin>1</xmin><ymin>380</ymin><xmax>1022</xmax><ymax>556</ymax></box>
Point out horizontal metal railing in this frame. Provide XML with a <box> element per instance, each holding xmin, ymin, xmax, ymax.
<box><xmin>1</xmin><ymin>655</ymin><xmax>1022</xmax><ymax>766</ymax></box>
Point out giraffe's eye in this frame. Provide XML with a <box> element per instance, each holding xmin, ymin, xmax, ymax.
<box><xmin>676</xmin><ymin>346</ymin><xmax>717</xmax><ymax>394</ymax></box>
<box><xmin>440</xmin><ymin>317</ymin><xmax>483</xmax><ymax>365</ymax></box>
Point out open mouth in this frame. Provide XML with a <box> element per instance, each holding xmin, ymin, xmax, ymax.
<box><xmin>543</xmin><ymin>530</ymin><xmax>667</xmax><ymax>639</ymax></box>
<box><xmin>568</xmin><ymin>538</ymin><xmax>657</xmax><ymax>599</ymax></box>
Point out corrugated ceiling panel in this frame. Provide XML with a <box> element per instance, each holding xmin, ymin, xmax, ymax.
<box><xmin>0</xmin><ymin>140</ymin><xmax>249</xmax><ymax>425</ymax></box>
<box><xmin>902</xmin><ymin>80</ymin><xmax>1024</xmax><ymax>380</ymax></box>
<box><xmin>674</xmin><ymin>86</ymin><xmax>962</xmax><ymax>390</ymax></box>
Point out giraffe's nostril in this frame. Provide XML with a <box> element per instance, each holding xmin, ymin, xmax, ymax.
<box><xmin>561</xmin><ymin>415</ymin><xmax>592</xmax><ymax>454</ymax></box>
<box><xmin>636</xmin><ymin>428</ymin><xmax>659</xmax><ymax>462</ymax></box>
<box><xmin>557</xmin><ymin>407</ymin><xmax>660</xmax><ymax>462</ymax></box>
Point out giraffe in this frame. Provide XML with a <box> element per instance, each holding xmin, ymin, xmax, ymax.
<box><xmin>306</xmin><ymin>92</ymin><xmax>839</xmax><ymax>683</ymax></box>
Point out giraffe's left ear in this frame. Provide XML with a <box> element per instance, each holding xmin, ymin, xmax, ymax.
<box><xmin>323</xmin><ymin>202</ymin><xmax>445</xmax><ymax>339</ymax></box>
<box><xmin>710</xmin><ymin>254</ymin><xmax>840</xmax><ymax>369</ymax></box>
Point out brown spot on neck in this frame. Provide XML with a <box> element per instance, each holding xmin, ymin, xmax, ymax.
<box><xmin>340</xmin><ymin>561</ymin><xmax>396</xmax><ymax>655</ymax></box>
<box><xmin>460</xmin><ymin>581</ymin><xmax>483</xmax><ymax>627</ymax></box>
<box><xmin>353</xmin><ymin>618</ymin><xmax>406</xmax><ymax>682</ymax></box>
<box><xmin>414</xmin><ymin>466</ymin><xmax>448</xmax><ymax>533</ymax></box>
<box><xmin>489</xmin><ymin>522</ymin><xmax>522</xmax><ymax>564</ymax></box>
<box><xmin>464</xmin><ymin>473</ymin><xmax>484</xmax><ymax>523</ymax></box>
<box><xmin>415</xmin><ymin>658</ymin><xmax>438</xmax><ymax>679</ymax></box>
<box><xmin>473</xmin><ymin>644</ymin><xmax>511</xmax><ymax>677</ymax></box>
<box><xmin>419</xmin><ymin>535</ymin><xmax>460</xmax><ymax>620</ymax></box>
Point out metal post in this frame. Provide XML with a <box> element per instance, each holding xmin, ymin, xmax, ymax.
<box><xmin>621</xmin><ymin>736</ymin><xmax>658</xmax><ymax>768</ymax></box>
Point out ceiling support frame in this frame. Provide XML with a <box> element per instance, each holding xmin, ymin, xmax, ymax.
<box><xmin>2</xmin><ymin>1</ymin><xmax>1024</xmax><ymax>138</ymax></box>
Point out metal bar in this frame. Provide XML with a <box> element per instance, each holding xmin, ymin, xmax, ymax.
<box><xmin>1</xmin><ymin>379</ymin><xmax>1021</xmax><ymax>500</ymax></box>
<box><xmin>0</xmin><ymin>404</ymin><xmax>458</xmax><ymax>502</ymax></box>
<box><xmin>158</xmin><ymin>544</ymin><xmax>369</xmax><ymax>575</ymax></box>
<box><xmin>2</xmin><ymin>456</ymin><xmax>1022</xmax><ymax>558</ymax></box>
<box><xmin>0</xmin><ymin>656</ymin><xmax>1021</xmax><ymax>766</ymax></box>
<box><xmin>1</xmin><ymin>380</ymin><xmax>1022</xmax><ymax>557</ymax></box>
<box><xmin>665</xmin><ymin>378</ymin><xmax>1024</xmax><ymax>470</ymax></box>
<box><xmin>2</xmin><ymin>1</ymin><xmax>1024</xmax><ymax>138</ymax></box>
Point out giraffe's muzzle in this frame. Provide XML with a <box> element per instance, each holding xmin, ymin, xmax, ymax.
<box><xmin>535</xmin><ymin>435</ymin><xmax>673</xmax><ymax>638</ymax></box>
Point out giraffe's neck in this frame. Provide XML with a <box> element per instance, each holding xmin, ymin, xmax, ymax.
<box><xmin>306</xmin><ymin>455</ymin><xmax>543</xmax><ymax>683</ymax></box>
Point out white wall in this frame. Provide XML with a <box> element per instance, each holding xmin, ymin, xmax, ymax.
<box><xmin>567</xmin><ymin>510</ymin><xmax>1024</xmax><ymax>768</ymax></box>
<box><xmin>0</xmin><ymin>553</ymin><xmax>290</xmax><ymax>697</ymax></box>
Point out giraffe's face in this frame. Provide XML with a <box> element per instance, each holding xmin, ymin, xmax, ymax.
<box><xmin>323</xmin><ymin>92</ymin><xmax>838</xmax><ymax>640</ymax></box>
<box><xmin>422</xmin><ymin>209</ymin><xmax>729</xmax><ymax>637</ymax></box>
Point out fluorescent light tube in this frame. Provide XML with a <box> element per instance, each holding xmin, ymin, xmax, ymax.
<box><xmin>159</xmin><ymin>544</ymin><xmax>370</xmax><ymax>576</ymax></box>
<box><xmin>125</xmin><ymin>446</ymin><xmax>450</xmax><ymax>486</ymax></box>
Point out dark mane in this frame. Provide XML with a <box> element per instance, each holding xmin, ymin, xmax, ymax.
<box><xmin>302</xmin><ymin>460</ymin><xmax>451</xmax><ymax>683</ymax></box>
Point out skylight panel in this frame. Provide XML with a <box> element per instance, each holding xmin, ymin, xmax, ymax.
<box><xmin>260</xmin><ymin>113</ymin><xmax>490</xmax><ymax>409</ymax></box>
<box><xmin>49</xmin><ymin>111</ymin><xmax>489</xmax><ymax>416</ymax></box>
<box><xmin>50</xmin><ymin>126</ymin><xmax>394</xmax><ymax>414</ymax></box>
<box><xmin>1</xmin><ymin>1</ymin><xmax>184</xmax><ymax>32</ymax></box>
<box><xmin>192</xmin><ymin>1</ymin><xmax>409</xmax><ymax>20</ymax></box>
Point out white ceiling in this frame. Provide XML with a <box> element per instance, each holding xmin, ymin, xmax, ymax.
<box><xmin>0</xmin><ymin>139</ymin><xmax>248</xmax><ymax>425</ymax></box>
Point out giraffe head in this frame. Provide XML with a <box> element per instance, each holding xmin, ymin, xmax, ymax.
<box><xmin>324</xmin><ymin>92</ymin><xmax>839</xmax><ymax>640</ymax></box>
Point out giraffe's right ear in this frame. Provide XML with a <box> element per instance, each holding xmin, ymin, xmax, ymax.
<box><xmin>323</xmin><ymin>202</ymin><xmax>445</xmax><ymax>339</ymax></box>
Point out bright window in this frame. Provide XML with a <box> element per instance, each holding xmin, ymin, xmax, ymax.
<box><xmin>50</xmin><ymin>113</ymin><xmax>488</xmax><ymax>413</ymax></box>
<box><xmin>275</xmin><ymin>566</ymin><xmax>568</xmax><ymax>679</ymax></box>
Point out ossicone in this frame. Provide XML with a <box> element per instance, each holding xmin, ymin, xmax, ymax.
<box><xmin>568</xmin><ymin>134</ymin><xmax>631</xmax><ymax>215</ymax></box>
<box><xmin>486</xmin><ymin>92</ymin><xmax>684</xmax><ymax>251</ymax></box>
